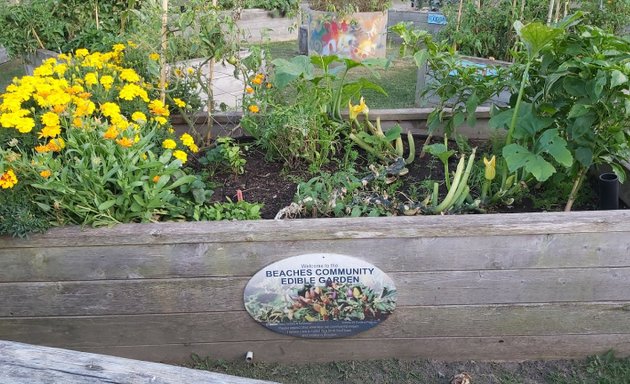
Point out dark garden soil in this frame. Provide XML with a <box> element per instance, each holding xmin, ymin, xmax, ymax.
<box><xmin>207</xmin><ymin>135</ymin><xmax>599</xmax><ymax>219</ymax></box>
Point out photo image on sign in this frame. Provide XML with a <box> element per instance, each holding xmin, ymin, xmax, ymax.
<box><xmin>244</xmin><ymin>254</ymin><xmax>397</xmax><ymax>338</ymax></box>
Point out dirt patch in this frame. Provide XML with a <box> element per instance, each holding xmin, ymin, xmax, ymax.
<box><xmin>205</xmin><ymin>135</ymin><xmax>598</xmax><ymax>219</ymax></box>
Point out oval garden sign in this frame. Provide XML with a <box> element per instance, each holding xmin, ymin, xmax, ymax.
<box><xmin>243</xmin><ymin>253</ymin><xmax>397</xmax><ymax>338</ymax></box>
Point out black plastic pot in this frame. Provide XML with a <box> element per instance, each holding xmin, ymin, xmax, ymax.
<box><xmin>598</xmin><ymin>172</ymin><xmax>619</xmax><ymax>210</ymax></box>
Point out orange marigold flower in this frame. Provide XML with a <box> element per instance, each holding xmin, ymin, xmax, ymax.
<box><xmin>152</xmin><ymin>175</ymin><xmax>160</xmax><ymax>183</ymax></box>
<box><xmin>103</xmin><ymin>126</ymin><xmax>119</xmax><ymax>140</ymax></box>
<box><xmin>40</xmin><ymin>169</ymin><xmax>52</xmax><ymax>178</ymax></box>
<box><xmin>116</xmin><ymin>137</ymin><xmax>134</xmax><ymax>148</ymax></box>
<box><xmin>245</xmin><ymin>86</ymin><xmax>254</xmax><ymax>94</ymax></box>
<box><xmin>0</xmin><ymin>169</ymin><xmax>18</xmax><ymax>189</ymax></box>
<box><xmin>248</xmin><ymin>104</ymin><xmax>260</xmax><ymax>113</ymax></box>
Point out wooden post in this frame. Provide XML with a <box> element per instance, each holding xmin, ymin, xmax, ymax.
<box><xmin>159</xmin><ymin>0</ymin><xmax>169</xmax><ymax>103</ymax></box>
<box><xmin>206</xmin><ymin>0</ymin><xmax>218</xmax><ymax>143</ymax></box>
<box><xmin>546</xmin><ymin>0</ymin><xmax>555</xmax><ymax>24</ymax></box>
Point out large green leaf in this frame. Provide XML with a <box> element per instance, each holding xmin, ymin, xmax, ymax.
<box><xmin>503</xmin><ymin>143</ymin><xmax>556</xmax><ymax>182</ymax></box>
<box><xmin>514</xmin><ymin>21</ymin><xmax>563</xmax><ymax>58</ymax></box>
<box><xmin>536</xmin><ymin>129</ymin><xmax>573</xmax><ymax>167</ymax></box>
<box><xmin>413</xmin><ymin>49</ymin><xmax>429</xmax><ymax>69</ymax></box>
<box><xmin>611</xmin><ymin>70</ymin><xmax>628</xmax><ymax>88</ymax></box>
<box><xmin>489</xmin><ymin>107</ymin><xmax>513</xmax><ymax>131</ymax></box>
<box><xmin>424</xmin><ymin>143</ymin><xmax>455</xmax><ymax>164</ymax></box>
<box><xmin>513</xmin><ymin>102</ymin><xmax>554</xmax><ymax>139</ymax></box>
<box><xmin>271</xmin><ymin>56</ymin><xmax>313</xmax><ymax>89</ymax></box>
<box><xmin>575</xmin><ymin>146</ymin><xmax>593</xmax><ymax>168</ymax></box>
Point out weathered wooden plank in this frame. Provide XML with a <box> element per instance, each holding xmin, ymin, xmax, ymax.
<box><xmin>2</xmin><ymin>211</ymin><xmax>630</xmax><ymax>248</ymax></box>
<box><xmin>2</xmin><ymin>303</ymin><xmax>629</xmax><ymax>347</ymax></box>
<box><xmin>77</xmin><ymin>334</ymin><xmax>630</xmax><ymax>363</ymax></box>
<box><xmin>0</xmin><ymin>340</ymin><xmax>277</xmax><ymax>384</ymax></box>
<box><xmin>3</xmin><ymin>269</ymin><xmax>630</xmax><ymax>316</ymax></box>
<box><xmin>1</xmin><ymin>231</ymin><xmax>629</xmax><ymax>282</ymax></box>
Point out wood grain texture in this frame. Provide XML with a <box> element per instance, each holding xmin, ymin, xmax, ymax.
<box><xmin>2</xmin><ymin>210</ymin><xmax>630</xmax><ymax>248</ymax></box>
<box><xmin>0</xmin><ymin>340</ymin><xmax>277</xmax><ymax>384</ymax></box>
<box><xmin>2</xmin><ymin>303</ymin><xmax>629</xmax><ymax>347</ymax></box>
<box><xmin>2</xmin><ymin>231</ymin><xmax>629</xmax><ymax>282</ymax></box>
<box><xmin>3</xmin><ymin>268</ymin><xmax>630</xmax><ymax>316</ymax></box>
<box><xmin>76</xmin><ymin>334</ymin><xmax>630</xmax><ymax>363</ymax></box>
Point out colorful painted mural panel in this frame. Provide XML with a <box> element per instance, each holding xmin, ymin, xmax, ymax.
<box><xmin>307</xmin><ymin>10</ymin><xmax>388</xmax><ymax>60</ymax></box>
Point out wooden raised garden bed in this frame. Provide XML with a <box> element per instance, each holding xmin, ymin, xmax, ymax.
<box><xmin>2</xmin><ymin>210</ymin><xmax>630</xmax><ymax>363</ymax></box>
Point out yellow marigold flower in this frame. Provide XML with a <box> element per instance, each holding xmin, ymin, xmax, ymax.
<box><xmin>112</xmin><ymin>43</ymin><xmax>126</xmax><ymax>52</ymax></box>
<box><xmin>119</xmin><ymin>68</ymin><xmax>140</xmax><ymax>83</ymax></box>
<box><xmin>149</xmin><ymin>99</ymin><xmax>169</xmax><ymax>116</ymax></box>
<box><xmin>266</xmin><ymin>82</ymin><xmax>272</xmax><ymax>89</ymax></box>
<box><xmin>173</xmin><ymin>150</ymin><xmax>188</xmax><ymax>164</ymax></box>
<box><xmin>66</xmin><ymin>85</ymin><xmax>84</xmax><ymax>95</ymax></box>
<box><xmin>40</xmin><ymin>169</ymin><xmax>52</xmax><ymax>178</ymax></box>
<box><xmin>188</xmin><ymin>143</ymin><xmax>199</xmax><ymax>153</ymax></box>
<box><xmin>127</xmin><ymin>40</ymin><xmax>138</xmax><ymax>48</ymax></box>
<box><xmin>53</xmin><ymin>63</ymin><xmax>68</xmax><ymax>76</ymax></box>
<box><xmin>15</xmin><ymin>117</ymin><xmax>35</xmax><ymax>133</ymax></box>
<box><xmin>180</xmin><ymin>133</ymin><xmax>194</xmax><ymax>147</ymax></box>
<box><xmin>348</xmin><ymin>97</ymin><xmax>369</xmax><ymax>120</ymax></box>
<box><xmin>72</xmin><ymin>117</ymin><xmax>83</xmax><ymax>128</ymax></box>
<box><xmin>132</xmin><ymin>111</ymin><xmax>147</xmax><ymax>123</ymax></box>
<box><xmin>84</xmin><ymin>72</ymin><xmax>98</xmax><ymax>86</ymax></box>
<box><xmin>58</xmin><ymin>53</ymin><xmax>71</xmax><ymax>62</ymax></box>
<box><xmin>162</xmin><ymin>139</ymin><xmax>177</xmax><ymax>149</ymax></box>
<box><xmin>0</xmin><ymin>169</ymin><xmax>18</xmax><ymax>189</ymax></box>
<box><xmin>41</xmin><ymin>112</ymin><xmax>60</xmax><ymax>127</ymax></box>
<box><xmin>174</xmin><ymin>68</ymin><xmax>183</xmax><ymax>77</ymax></box>
<box><xmin>149</xmin><ymin>53</ymin><xmax>160</xmax><ymax>61</ymax></box>
<box><xmin>39</xmin><ymin>124</ymin><xmax>61</xmax><ymax>138</ymax></box>
<box><xmin>154</xmin><ymin>116</ymin><xmax>167</xmax><ymax>125</ymax></box>
<box><xmin>248</xmin><ymin>104</ymin><xmax>260</xmax><ymax>113</ymax></box>
<box><xmin>484</xmin><ymin>155</ymin><xmax>496</xmax><ymax>181</ymax></box>
<box><xmin>116</xmin><ymin>137</ymin><xmax>134</xmax><ymax>148</ymax></box>
<box><xmin>103</xmin><ymin>126</ymin><xmax>119</xmax><ymax>140</ymax></box>
<box><xmin>173</xmin><ymin>98</ymin><xmax>186</xmax><ymax>108</ymax></box>
<box><xmin>186</xmin><ymin>67</ymin><xmax>195</xmax><ymax>75</ymax></box>
<box><xmin>100</xmin><ymin>75</ymin><xmax>114</xmax><ymax>90</ymax></box>
<box><xmin>245</xmin><ymin>86</ymin><xmax>254</xmax><ymax>94</ymax></box>
<box><xmin>100</xmin><ymin>102</ymin><xmax>121</xmax><ymax>118</ymax></box>
<box><xmin>118</xmin><ymin>83</ymin><xmax>148</xmax><ymax>102</ymax></box>
<box><xmin>47</xmin><ymin>137</ymin><xmax>65</xmax><ymax>152</ymax></box>
<box><xmin>153</xmin><ymin>175</ymin><xmax>160</xmax><ymax>183</ymax></box>
<box><xmin>251</xmin><ymin>76</ymin><xmax>263</xmax><ymax>85</ymax></box>
<box><xmin>33</xmin><ymin>64</ymin><xmax>54</xmax><ymax>77</ymax></box>
<box><xmin>75</xmin><ymin>48</ymin><xmax>89</xmax><ymax>58</ymax></box>
<box><xmin>74</xmin><ymin>99</ymin><xmax>95</xmax><ymax>117</ymax></box>
<box><xmin>134</xmin><ymin>134</ymin><xmax>140</xmax><ymax>143</ymax></box>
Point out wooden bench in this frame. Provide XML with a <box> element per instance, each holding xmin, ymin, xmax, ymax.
<box><xmin>0</xmin><ymin>340</ymin><xmax>277</xmax><ymax>384</ymax></box>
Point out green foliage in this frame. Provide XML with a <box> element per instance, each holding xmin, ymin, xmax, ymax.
<box><xmin>189</xmin><ymin>198</ymin><xmax>262</xmax><ymax>221</ymax></box>
<box><xmin>392</xmin><ymin>23</ymin><xmax>508</xmax><ymax>138</ymax></box>
<box><xmin>200</xmin><ymin>137</ymin><xmax>247</xmax><ymax>175</ymax></box>
<box><xmin>19</xmin><ymin>127</ymin><xmax>212</xmax><ymax>226</ymax></box>
<box><xmin>218</xmin><ymin>0</ymin><xmax>300</xmax><ymax>16</ymax></box>
<box><xmin>0</xmin><ymin>0</ymin><xmax>133</xmax><ymax>58</ymax></box>
<box><xmin>308</xmin><ymin>0</ymin><xmax>392</xmax><ymax>13</ymax></box>
<box><xmin>439</xmin><ymin>0</ymin><xmax>550</xmax><ymax>61</ymax></box>
<box><xmin>271</xmin><ymin>54</ymin><xmax>390</xmax><ymax>122</ymax></box>
<box><xmin>0</xmin><ymin>188</ymin><xmax>51</xmax><ymax>237</ymax></box>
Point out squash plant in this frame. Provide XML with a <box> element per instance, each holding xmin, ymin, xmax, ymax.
<box><xmin>491</xmin><ymin>15</ymin><xmax>630</xmax><ymax>211</ymax></box>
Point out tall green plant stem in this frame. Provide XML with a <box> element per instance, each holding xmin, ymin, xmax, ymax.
<box><xmin>565</xmin><ymin>166</ymin><xmax>586</xmax><ymax>212</ymax></box>
<box><xmin>501</xmin><ymin>60</ymin><xmax>531</xmax><ymax>188</ymax></box>
<box><xmin>506</xmin><ymin>60</ymin><xmax>531</xmax><ymax>146</ymax></box>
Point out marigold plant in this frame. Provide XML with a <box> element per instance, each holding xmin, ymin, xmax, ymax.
<box><xmin>0</xmin><ymin>45</ymin><xmax>210</xmax><ymax>232</ymax></box>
